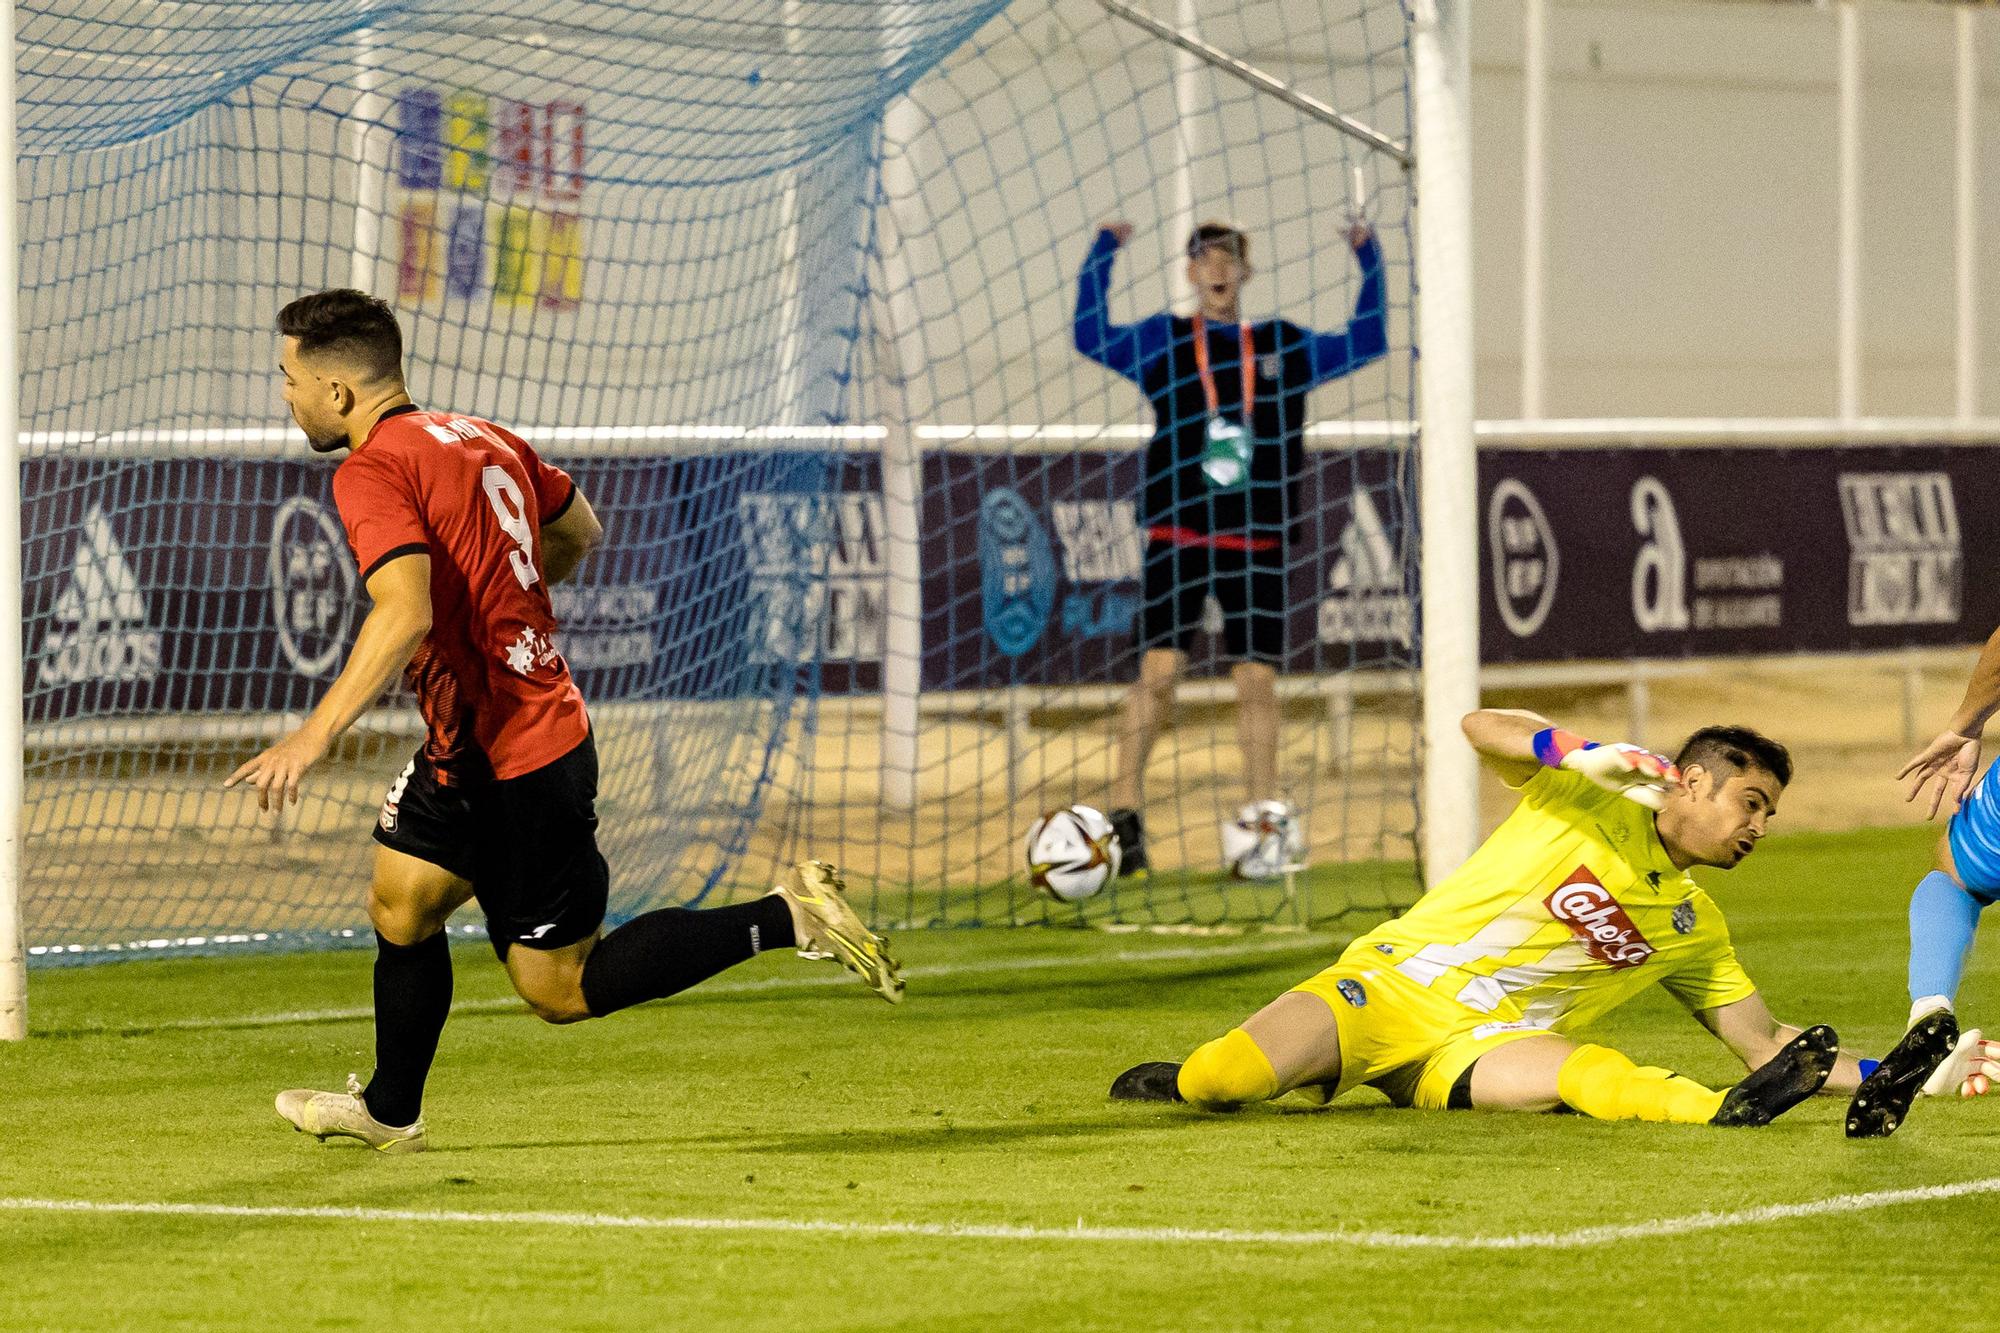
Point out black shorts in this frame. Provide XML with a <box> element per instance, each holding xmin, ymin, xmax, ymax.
<box><xmin>373</xmin><ymin>734</ymin><xmax>610</xmax><ymax>959</ymax></box>
<box><xmin>1138</xmin><ymin>538</ymin><xmax>1287</xmax><ymax>665</ymax></box>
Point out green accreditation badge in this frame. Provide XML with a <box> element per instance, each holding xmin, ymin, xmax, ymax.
<box><xmin>1200</xmin><ymin>414</ymin><xmax>1252</xmax><ymax>490</ymax></box>
<box><xmin>1191</xmin><ymin>314</ymin><xmax>1258</xmax><ymax>492</ymax></box>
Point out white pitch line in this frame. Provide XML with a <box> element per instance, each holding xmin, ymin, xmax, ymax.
<box><xmin>5</xmin><ymin>1177</ymin><xmax>1998</xmax><ymax>1250</ymax></box>
<box><xmin>42</xmin><ymin>935</ymin><xmax>1336</xmax><ymax>1036</ymax></box>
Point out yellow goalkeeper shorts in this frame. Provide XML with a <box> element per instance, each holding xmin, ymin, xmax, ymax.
<box><xmin>1290</xmin><ymin>957</ymin><xmax>1553</xmax><ymax>1111</ymax></box>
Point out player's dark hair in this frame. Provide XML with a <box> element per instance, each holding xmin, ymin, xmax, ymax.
<box><xmin>1186</xmin><ymin>220</ymin><xmax>1249</xmax><ymax>263</ymax></box>
<box><xmin>1676</xmin><ymin>725</ymin><xmax>1792</xmax><ymax>789</ymax></box>
<box><xmin>278</xmin><ymin>288</ymin><xmax>404</xmax><ymax>383</ymax></box>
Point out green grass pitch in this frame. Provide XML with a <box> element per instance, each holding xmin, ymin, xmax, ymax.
<box><xmin>4</xmin><ymin>823</ymin><xmax>1995</xmax><ymax>1332</ymax></box>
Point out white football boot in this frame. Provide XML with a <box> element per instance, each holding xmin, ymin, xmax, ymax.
<box><xmin>1222</xmin><ymin>801</ymin><xmax>1306</xmax><ymax>881</ymax></box>
<box><xmin>275</xmin><ymin>1074</ymin><xmax>428</xmax><ymax>1154</ymax></box>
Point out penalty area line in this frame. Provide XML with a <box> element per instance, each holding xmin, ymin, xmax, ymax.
<box><xmin>34</xmin><ymin>935</ymin><xmax>1338</xmax><ymax>1037</ymax></box>
<box><xmin>5</xmin><ymin>1176</ymin><xmax>1999</xmax><ymax>1250</ymax></box>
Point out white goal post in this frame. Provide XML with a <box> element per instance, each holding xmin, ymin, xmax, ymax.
<box><xmin>2</xmin><ymin>0</ymin><xmax>25</xmax><ymax>1044</ymax></box>
<box><xmin>1412</xmin><ymin>0</ymin><xmax>1480</xmax><ymax>883</ymax></box>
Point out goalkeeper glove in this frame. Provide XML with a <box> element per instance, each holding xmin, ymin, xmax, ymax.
<box><xmin>1533</xmin><ymin>728</ymin><xmax>1682</xmax><ymax>811</ymax></box>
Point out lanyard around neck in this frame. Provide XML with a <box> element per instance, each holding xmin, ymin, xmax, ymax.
<box><xmin>1190</xmin><ymin>314</ymin><xmax>1255</xmax><ymax>422</ymax></box>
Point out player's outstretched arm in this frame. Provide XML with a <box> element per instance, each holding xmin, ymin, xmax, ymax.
<box><xmin>1460</xmin><ymin>708</ymin><xmax>1682</xmax><ymax>806</ymax></box>
<box><xmin>224</xmin><ymin>554</ymin><xmax>433</xmax><ymax>810</ymax></box>
<box><xmin>1073</xmin><ymin>220</ymin><xmax>1149</xmax><ymax>381</ymax></box>
<box><xmin>1301</xmin><ymin>223</ymin><xmax>1388</xmax><ymax>387</ymax></box>
<box><xmin>1900</xmin><ymin>621</ymin><xmax>2000</xmax><ymax>817</ymax></box>
<box><xmin>540</xmin><ymin>487</ymin><xmax>603</xmax><ymax>586</ymax></box>
<box><xmin>1459</xmin><ymin>708</ymin><xmax>1553</xmax><ymax>787</ymax></box>
<box><xmin>1697</xmin><ymin>992</ymin><xmax>1868</xmax><ymax>1095</ymax></box>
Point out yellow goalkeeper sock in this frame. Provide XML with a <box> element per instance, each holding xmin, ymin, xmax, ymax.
<box><xmin>1177</xmin><ymin>1028</ymin><xmax>1280</xmax><ymax>1108</ymax></box>
<box><xmin>1556</xmin><ymin>1043</ymin><xmax>1726</xmax><ymax>1125</ymax></box>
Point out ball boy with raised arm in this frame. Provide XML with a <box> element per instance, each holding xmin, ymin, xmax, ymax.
<box><xmin>1073</xmin><ymin>216</ymin><xmax>1386</xmax><ymax>877</ymax></box>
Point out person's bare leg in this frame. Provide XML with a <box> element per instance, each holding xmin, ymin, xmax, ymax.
<box><xmin>1238</xmin><ymin>991</ymin><xmax>1344</xmax><ymax>1089</ymax></box>
<box><xmin>1172</xmin><ymin>991</ymin><xmax>1343</xmax><ymax>1109</ymax></box>
<box><xmin>1464</xmin><ymin>1035</ymin><xmax>1574</xmax><ymax>1112</ymax></box>
<box><xmin>367</xmin><ymin>845</ymin><xmax>474</xmax><ymax>947</ymax></box>
<box><xmin>506</xmin><ymin>933</ymin><xmax>597</xmax><ymax>1025</ymax></box>
<box><xmin>1112</xmin><ymin>647</ymin><xmax>1184</xmax><ymax>810</ymax></box>
<box><xmin>1232</xmin><ymin>659</ymin><xmax>1279</xmax><ymax>806</ymax></box>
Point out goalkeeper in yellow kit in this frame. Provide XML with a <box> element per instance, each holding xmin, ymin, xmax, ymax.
<box><xmin>1113</xmin><ymin>710</ymin><xmax>1877</xmax><ymax>1127</ymax></box>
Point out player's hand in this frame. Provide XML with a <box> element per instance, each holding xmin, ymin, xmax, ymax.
<box><xmin>1098</xmin><ymin>219</ymin><xmax>1134</xmax><ymax>247</ymax></box>
<box><xmin>224</xmin><ymin>728</ymin><xmax>331</xmax><ymax>811</ymax></box>
<box><xmin>1899</xmin><ymin>729</ymin><xmax>1981</xmax><ymax>820</ymax></box>
<box><xmin>1560</xmin><ymin>742</ymin><xmax>1683</xmax><ymax>811</ymax></box>
<box><xmin>1345</xmin><ymin>219</ymin><xmax>1374</xmax><ymax>249</ymax></box>
<box><xmin>1921</xmin><ymin>1028</ymin><xmax>2000</xmax><ymax>1098</ymax></box>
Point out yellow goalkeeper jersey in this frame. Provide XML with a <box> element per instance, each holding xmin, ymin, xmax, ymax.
<box><xmin>1346</xmin><ymin>767</ymin><xmax>1757</xmax><ymax>1033</ymax></box>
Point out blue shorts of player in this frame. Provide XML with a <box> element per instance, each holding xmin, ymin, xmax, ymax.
<box><xmin>1947</xmin><ymin>759</ymin><xmax>2000</xmax><ymax>904</ymax></box>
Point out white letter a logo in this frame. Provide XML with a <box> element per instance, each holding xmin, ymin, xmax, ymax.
<box><xmin>38</xmin><ymin>505</ymin><xmax>162</xmax><ymax>688</ymax></box>
<box><xmin>1329</xmin><ymin>491</ymin><xmax>1400</xmax><ymax>594</ymax></box>
<box><xmin>53</xmin><ymin>505</ymin><xmax>148</xmax><ymax>628</ymax></box>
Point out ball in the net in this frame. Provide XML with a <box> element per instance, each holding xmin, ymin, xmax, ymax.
<box><xmin>1024</xmin><ymin>804</ymin><xmax>1121</xmax><ymax>903</ymax></box>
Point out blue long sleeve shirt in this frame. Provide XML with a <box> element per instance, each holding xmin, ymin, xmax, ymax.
<box><xmin>1073</xmin><ymin>228</ymin><xmax>1387</xmax><ymax>537</ymax></box>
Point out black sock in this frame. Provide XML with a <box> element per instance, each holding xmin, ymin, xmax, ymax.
<box><xmin>581</xmin><ymin>897</ymin><xmax>796</xmax><ymax>1018</ymax></box>
<box><xmin>361</xmin><ymin>930</ymin><xmax>452</xmax><ymax>1129</ymax></box>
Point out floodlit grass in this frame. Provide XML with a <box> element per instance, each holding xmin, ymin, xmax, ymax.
<box><xmin>2</xmin><ymin>823</ymin><xmax>1992</xmax><ymax>1331</ymax></box>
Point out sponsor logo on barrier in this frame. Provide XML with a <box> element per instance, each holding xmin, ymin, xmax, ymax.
<box><xmin>1488</xmin><ymin>478</ymin><xmax>1558</xmax><ymax>639</ymax></box>
<box><xmin>269</xmin><ymin>497</ymin><xmax>356</xmax><ymax>678</ymax></box>
<box><xmin>1318</xmin><ymin>489</ymin><xmax>1412</xmax><ymax>647</ymax></box>
<box><xmin>1050</xmin><ymin>500</ymin><xmax>1140</xmax><ymax>640</ymax></box>
<box><xmin>1631</xmin><ymin>476</ymin><xmax>1690</xmax><ymax>633</ymax></box>
<box><xmin>1632</xmin><ymin>477</ymin><xmax>1783</xmax><ymax>634</ymax></box>
<box><xmin>1545</xmin><ymin>866</ymin><xmax>1654</xmax><ymax>968</ymax></box>
<box><xmin>1840</xmin><ymin>472</ymin><xmax>1961</xmax><ymax>627</ymax></box>
<box><xmin>739</xmin><ymin>492</ymin><xmax>885</xmax><ymax>664</ymax></box>
<box><xmin>1050</xmin><ymin>501</ymin><xmax>1140</xmax><ymax>583</ymax></box>
<box><xmin>979</xmin><ymin>488</ymin><xmax>1056</xmax><ymax>657</ymax></box>
<box><xmin>39</xmin><ymin>505</ymin><xmax>163</xmax><ymax>688</ymax></box>
<box><xmin>550</xmin><ymin>583</ymin><xmax>657</xmax><ymax>671</ymax></box>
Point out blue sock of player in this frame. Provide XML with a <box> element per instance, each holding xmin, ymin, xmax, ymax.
<box><xmin>362</xmin><ymin>929</ymin><xmax>453</xmax><ymax>1129</ymax></box>
<box><xmin>1908</xmin><ymin>869</ymin><xmax>1990</xmax><ymax>1005</ymax></box>
<box><xmin>579</xmin><ymin>898</ymin><xmax>796</xmax><ymax>1018</ymax></box>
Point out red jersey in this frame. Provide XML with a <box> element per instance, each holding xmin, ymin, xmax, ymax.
<box><xmin>333</xmin><ymin>405</ymin><xmax>589</xmax><ymax>782</ymax></box>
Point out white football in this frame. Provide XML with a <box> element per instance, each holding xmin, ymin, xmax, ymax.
<box><xmin>1221</xmin><ymin>800</ymin><xmax>1306</xmax><ymax>880</ymax></box>
<box><xmin>1025</xmin><ymin>804</ymin><xmax>1121</xmax><ymax>903</ymax></box>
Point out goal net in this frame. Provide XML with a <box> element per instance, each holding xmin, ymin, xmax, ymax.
<box><xmin>16</xmin><ymin>0</ymin><xmax>1418</xmax><ymax>963</ymax></box>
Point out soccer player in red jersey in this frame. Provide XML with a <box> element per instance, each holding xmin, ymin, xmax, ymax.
<box><xmin>230</xmin><ymin>290</ymin><xmax>901</xmax><ymax>1154</ymax></box>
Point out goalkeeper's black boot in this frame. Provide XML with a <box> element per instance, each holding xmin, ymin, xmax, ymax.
<box><xmin>1110</xmin><ymin>1061</ymin><xmax>1184</xmax><ymax>1102</ymax></box>
<box><xmin>1846</xmin><ymin>1009</ymin><xmax>1959</xmax><ymax>1139</ymax></box>
<box><xmin>1712</xmin><ymin>1024</ymin><xmax>1839</xmax><ymax>1128</ymax></box>
<box><xmin>1107</xmin><ymin>808</ymin><xmax>1148</xmax><ymax>877</ymax></box>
